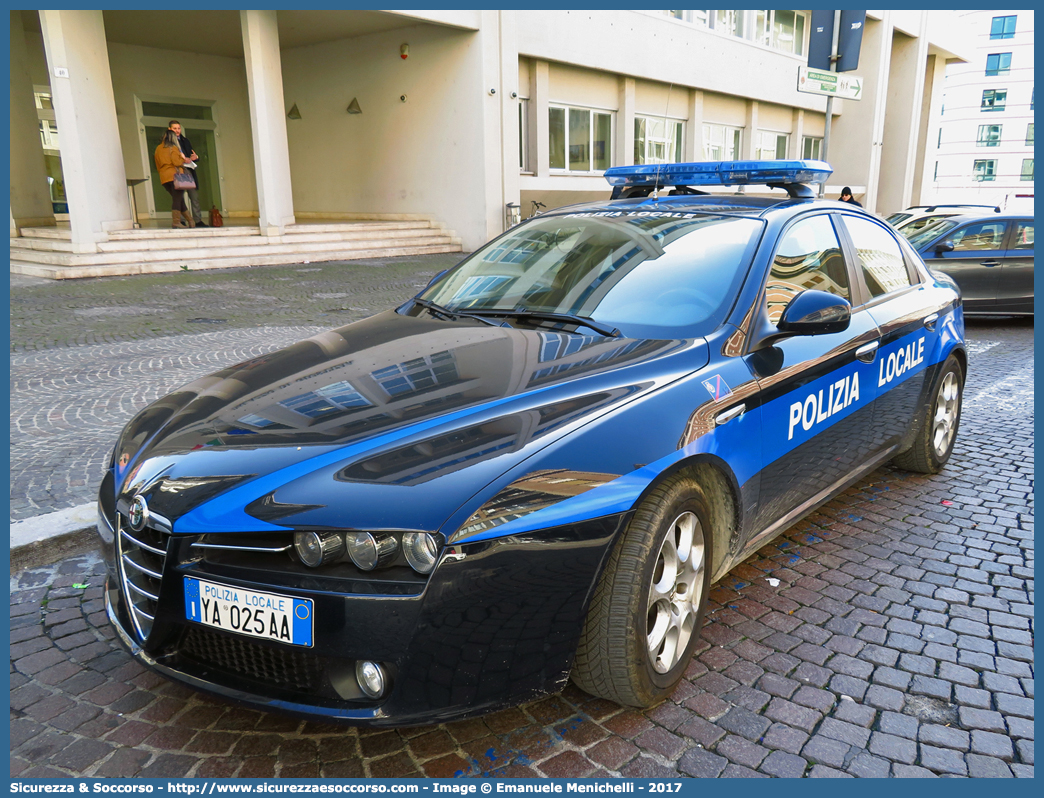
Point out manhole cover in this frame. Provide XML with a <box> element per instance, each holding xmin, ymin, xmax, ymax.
<box><xmin>187</xmin><ymin>318</ymin><xmax>227</xmax><ymax>324</ymax></box>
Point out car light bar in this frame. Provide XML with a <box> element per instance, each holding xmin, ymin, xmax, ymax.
<box><xmin>603</xmin><ymin>160</ymin><xmax>832</xmax><ymax>188</ymax></box>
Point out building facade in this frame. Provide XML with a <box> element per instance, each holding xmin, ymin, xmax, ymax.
<box><xmin>922</xmin><ymin>10</ymin><xmax>1034</xmax><ymax>210</ymax></box>
<box><xmin>10</xmin><ymin>9</ymin><xmax>975</xmax><ymax>260</ymax></box>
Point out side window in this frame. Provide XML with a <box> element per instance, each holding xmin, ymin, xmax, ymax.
<box><xmin>1012</xmin><ymin>222</ymin><xmax>1034</xmax><ymax>250</ymax></box>
<box><xmin>843</xmin><ymin>216</ymin><xmax>912</xmax><ymax>298</ymax></box>
<box><xmin>766</xmin><ymin>215</ymin><xmax>849</xmax><ymax>324</ymax></box>
<box><xmin>949</xmin><ymin>221</ymin><xmax>1007</xmax><ymax>251</ymax></box>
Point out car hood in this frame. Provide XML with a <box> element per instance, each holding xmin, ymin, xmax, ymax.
<box><xmin>113</xmin><ymin>311</ymin><xmax>708</xmax><ymax>536</ymax></box>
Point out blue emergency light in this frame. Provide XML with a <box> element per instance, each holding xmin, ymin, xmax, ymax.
<box><xmin>603</xmin><ymin>160</ymin><xmax>832</xmax><ymax>199</ymax></box>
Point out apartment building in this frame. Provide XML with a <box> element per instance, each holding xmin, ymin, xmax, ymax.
<box><xmin>10</xmin><ymin>9</ymin><xmax>974</xmax><ymax>277</ymax></box>
<box><xmin>922</xmin><ymin>10</ymin><xmax>1034</xmax><ymax>210</ymax></box>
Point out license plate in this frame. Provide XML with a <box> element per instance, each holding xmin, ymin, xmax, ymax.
<box><xmin>184</xmin><ymin>577</ymin><xmax>313</xmax><ymax>647</ymax></box>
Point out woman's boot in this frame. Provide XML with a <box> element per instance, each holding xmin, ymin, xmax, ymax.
<box><xmin>172</xmin><ymin>210</ymin><xmax>188</xmax><ymax>228</ymax></box>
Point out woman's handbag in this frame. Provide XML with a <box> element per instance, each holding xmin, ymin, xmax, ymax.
<box><xmin>173</xmin><ymin>168</ymin><xmax>196</xmax><ymax>191</ymax></box>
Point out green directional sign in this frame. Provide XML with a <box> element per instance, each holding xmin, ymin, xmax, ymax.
<box><xmin>798</xmin><ymin>66</ymin><xmax>863</xmax><ymax>100</ymax></box>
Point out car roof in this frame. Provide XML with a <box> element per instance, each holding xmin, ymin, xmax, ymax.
<box><xmin>542</xmin><ymin>193</ymin><xmax>870</xmax><ymax>220</ymax></box>
<box><xmin>923</xmin><ymin>213</ymin><xmax>1030</xmax><ymax>225</ymax></box>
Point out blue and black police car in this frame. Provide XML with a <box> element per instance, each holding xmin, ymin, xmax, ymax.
<box><xmin>97</xmin><ymin>160</ymin><xmax>965</xmax><ymax>726</ymax></box>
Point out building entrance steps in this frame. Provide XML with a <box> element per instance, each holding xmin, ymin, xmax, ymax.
<box><xmin>10</xmin><ymin>218</ymin><xmax>462</xmax><ymax>280</ymax></box>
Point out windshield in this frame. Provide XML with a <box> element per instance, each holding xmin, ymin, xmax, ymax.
<box><xmin>905</xmin><ymin>218</ymin><xmax>960</xmax><ymax>248</ymax></box>
<box><xmin>420</xmin><ymin>211</ymin><xmax>763</xmax><ymax>339</ymax></box>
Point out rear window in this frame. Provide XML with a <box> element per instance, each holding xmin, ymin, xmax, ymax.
<box><xmin>422</xmin><ymin>211</ymin><xmax>764</xmax><ymax>339</ymax></box>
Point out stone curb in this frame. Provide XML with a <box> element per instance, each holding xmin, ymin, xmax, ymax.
<box><xmin>10</xmin><ymin>503</ymin><xmax>98</xmax><ymax>572</ymax></box>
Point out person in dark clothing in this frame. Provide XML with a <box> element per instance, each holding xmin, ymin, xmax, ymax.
<box><xmin>839</xmin><ymin>186</ymin><xmax>862</xmax><ymax>207</ymax></box>
<box><xmin>168</xmin><ymin>120</ymin><xmax>208</xmax><ymax>227</ymax></box>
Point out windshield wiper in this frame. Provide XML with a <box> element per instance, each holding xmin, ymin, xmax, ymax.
<box><xmin>464</xmin><ymin>308</ymin><xmax>621</xmax><ymax>338</ymax></box>
<box><xmin>413</xmin><ymin>298</ymin><xmax>503</xmax><ymax>328</ymax></box>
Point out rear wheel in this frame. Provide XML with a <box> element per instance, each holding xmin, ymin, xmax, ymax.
<box><xmin>572</xmin><ymin>473</ymin><xmax>713</xmax><ymax>707</ymax></box>
<box><xmin>893</xmin><ymin>354</ymin><xmax>963</xmax><ymax>474</ymax></box>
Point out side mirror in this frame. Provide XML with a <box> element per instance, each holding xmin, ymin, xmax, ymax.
<box><xmin>934</xmin><ymin>241</ymin><xmax>955</xmax><ymax>255</ymax></box>
<box><xmin>776</xmin><ymin>290</ymin><xmax>852</xmax><ymax>337</ymax></box>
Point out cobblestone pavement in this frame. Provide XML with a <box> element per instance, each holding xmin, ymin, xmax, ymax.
<box><xmin>9</xmin><ymin>314</ymin><xmax>1033</xmax><ymax>778</ymax></box>
<box><xmin>10</xmin><ymin>255</ymin><xmax>460</xmax><ymax>520</ymax></box>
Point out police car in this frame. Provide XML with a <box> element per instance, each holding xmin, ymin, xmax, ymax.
<box><xmin>97</xmin><ymin>160</ymin><xmax>965</xmax><ymax>726</ymax></box>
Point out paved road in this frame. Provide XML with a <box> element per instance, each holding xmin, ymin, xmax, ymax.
<box><xmin>10</xmin><ymin>255</ymin><xmax>461</xmax><ymax>521</ymax></box>
<box><xmin>8</xmin><ymin>264</ymin><xmax>1034</xmax><ymax>778</ymax></box>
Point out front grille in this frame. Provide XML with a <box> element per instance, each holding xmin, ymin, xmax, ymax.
<box><xmin>117</xmin><ymin>516</ymin><xmax>170</xmax><ymax>642</ymax></box>
<box><xmin>180</xmin><ymin>626</ymin><xmax>327</xmax><ymax>693</ymax></box>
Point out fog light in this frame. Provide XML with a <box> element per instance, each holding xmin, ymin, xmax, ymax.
<box><xmin>294</xmin><ymin>531</ymin><xmax>345</xmax><ymax>568</ymax></box>
<box><xmin>345</xmin><ymin>531</ymin><xmax>398</xmax><ymax>571</ymax></box>
<box><xmin>402</xmin><ymin>532</ymin><xmax>439</xmax><ymax>574</ymax></box>
<box><xmin>356</xmin><ymin>660</ymin><xmax>387</xmax><ymax>699</ymax></box>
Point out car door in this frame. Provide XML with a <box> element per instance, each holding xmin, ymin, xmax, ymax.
<box><xmin>745</xmin><ymin>212</ymin><xmax>881</xmax><ymax>536</ymax></box>
<box><xmin>922</xmin><ymin>219</ymin><xmax>1009</xmax><ymax>312</ymax></box>
<box><xmin>998</xmin><ymin>219</ymin><xmax>1034</xmax><ymax>314</ymax></box>
<box><xmin>837</xmin><ymin>213</ymin><xmax>934</xmax><ymax>450</ymax></box>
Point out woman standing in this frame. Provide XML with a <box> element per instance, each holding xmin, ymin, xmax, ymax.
<box><xmin>154</xmin><ymin>129</ymin><xmax>194</xmax><ymax>228</ymax></box>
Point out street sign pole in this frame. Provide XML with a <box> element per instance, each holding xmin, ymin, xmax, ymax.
<box><xmin>819</xmin><ymin>10</ymin><xmax>841</xmax><ymax>197</ymax></box>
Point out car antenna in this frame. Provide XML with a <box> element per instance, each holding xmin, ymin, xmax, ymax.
<box><xmin>652</xmin><ymin>83</ymin><xmax>674</xmax><ymax>200</ymax></box>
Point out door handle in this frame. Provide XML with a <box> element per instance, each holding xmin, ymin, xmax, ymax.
<box><xmin>714</xmin><ymin>404</ymin><xmax>745</xmax><ymax>426</ymax></box>
<box><xmin>980</xmin><ymin>261</ymin><xmax>1000</xmax><ymax>267</ymax></box>
<box><xmin>924</xmin><ymin>313</ymin><xmax>938</xmax><ymax>331</ymax></box>
<box><xmin>855</xmin><ymin>341</ymin><xmax>879</xmax><ymax>363</ymax></box>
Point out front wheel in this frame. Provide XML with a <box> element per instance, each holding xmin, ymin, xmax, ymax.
<box><xmin>572</xmin><ymin>474</ymin><xmax>713</xmax><ymax>707</ymax></box>
<box><xmin>893</xmin><ymin>354</ymin><xmax>964</xmax><ymax>474</ymax></box>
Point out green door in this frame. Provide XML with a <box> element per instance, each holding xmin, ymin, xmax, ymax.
<box><xmin>148</xmin><ymin>125</ymin><xmax>222</xmax><ymax>216</ymax></box>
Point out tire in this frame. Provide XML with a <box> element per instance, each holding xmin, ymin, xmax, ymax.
<box><xmin>572</xmin><ymin>473</ymin><xmax>713</xmax><ymax>707</ymax></box>
<box><xmin>893</xmin><ymin>354</ymin><xmax>964</xmax><ymax>474</ymax></box>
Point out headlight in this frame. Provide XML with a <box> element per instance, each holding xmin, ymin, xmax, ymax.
<box><xmin>402</xmin><ymin>532</ymin><xmax>439</xmax><ymax>574</ymax></box>
<box><xmin>345</xmin><ymin>532</ymin><xmax>398</xmax><ymax>571</ymax></box>
<box><xmin>294</xmin><ymin>531</ymin><xmax>345</xmax><ymax>568</ymax></box>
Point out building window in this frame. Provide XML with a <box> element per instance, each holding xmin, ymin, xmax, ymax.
<box><xmin>703</xmin><ymin>123</ymin><xmax>742</xmax><ymax>161</ymax></box>
<box><xmin>990</xmin><ymin>15</ymin><xmax>1016</xmax><ymax>39</ymax></box>
<box><xmin>549</xmin><ymin>106</ymin><xmax>612</xmax><ymax>172</ymax></box>
<box><xmin>937</xmin><ymin>128</ymin><xmax>943</xmax><ymax>148</ymax></box>
<box><xmin>518</xmin><ymin>98</ymin><xmax>530</xmax><ymax>172</ymax></box>
<box><xmin>756</xmin><ymin>130</ymin><xmax>789</xmax><ymax>160</ymax></box>
<box><xmin>1021</xmin><ymin>159</ymin><xmax>1034</xmax><ymax>181</ymax></box>
<box><xmin>757</xmin><ymin>9</ymin><xmax>806</xmax><ymax>55</ymax></box>
<box><xmin>981</xmin><ymin>89</ymin><xmax>1007</xmax><ymax>112</ymax></box>
<box><xmin>657</xmin><ymin>10</ymin><xmax>709</xmax><ymax>26</ymax></box>
<box><xmin>802</xmin><ymin>136</ymin><xmax>822</xmax><ymax>160</ymax></box>
<box><xmin>985</xmin><ymin>53</ymin><xmax>1012</xmax><ymax>76</ymax></box>
<box><xmin>1027</xmin><ymin>123</ymin><xmax>1034</xmax><ymax>147</ymax></box>
<box><xmin>976</xmin><ymin>124</ymin><xmax>1002</xmax><ymax>147</ymax></box>
<box><xmin>933</xmin><ymin>161</ymin><xmax>939</xmax><ymax>181</ymax></box>
<box><xmin>33</xmin><ymin>87</ymin><xmax>65</xmax><ymax>206</ymax></box>
<box><xmin>634</xmin><ymin>116</ymin><xmax>683</xmax><ymax>164</ymax></box>
<box><xmin>973</xmin><ymin>159</ymin><xmax>997</xmax><ymax>182</ymax></box>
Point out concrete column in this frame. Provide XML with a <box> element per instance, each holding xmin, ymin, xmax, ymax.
<box><xmin>686</xmin><ymin>90</ymin><xmax>704</xmax><ymax>161</ymax></box>
<box><xmin>744</xmin><ymin>100</ymin><xmax>759</xmax><ymax>158</ymax></box>
<box><xmin>617</xmin><ymin>77</ymin><xmax>635</xmax><ymax>166</ymax></box>
<box><xmin>499</xmin><ymin>11</ymin><xmax>521</xmax><ymax>231</ymax></box>
<box><xmin>39</xmin><ymin>10</ymin><xmax>131</xmax><ymax>252</ymax></box>
<box><xmin>878</xmin><ymin>18</ymin><xmax>930</xmax><ymax>215</ymax></box>
<box><xmin>533</xmin><ymin>60</ymin><xmax>550</xmax><ymax>179</ymax></box>
<box><xmin>475</xmin><ymin>9</ymin><xmax>513</xmax><ymax>239</ymax></box>
<box><xmin>10</xmin><ymin>11</ymin><xmax>54</xmax><ymax>232</ymax></box>
<box><xmin>790</xmin><ymin>109</ymin><xmax>805</xmax><ymax>159</ymax></box>
<box><xmin>913</xmin><ymin>53</ymin><xmax>948</xmax><ymax>205</ymax></box>
<box><xmin>241</xmin><ymin>10</ymin><xmax>295</xmax><ymax>235</ymax></box>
